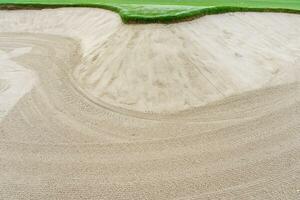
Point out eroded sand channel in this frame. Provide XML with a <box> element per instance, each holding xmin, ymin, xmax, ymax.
<box><xmin>0</xmin><ymin>8</ymin><xmax>299</xmax><ymax>200</ymax></box>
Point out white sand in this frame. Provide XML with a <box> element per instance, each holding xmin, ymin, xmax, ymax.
<box><xmin>0</xmin><ymin>47</ymin><xmax>37</xmax><ymax>121</ymax></box>
<box><xmin>0</xmin><ymin>8</ymin><xmax>299</xmax><ymax>199</ymax></box>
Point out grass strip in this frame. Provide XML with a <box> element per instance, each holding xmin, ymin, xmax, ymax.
<box><xmin>0</xmin><ymin>2</ymin><xmax>300</xmax><ymax>24</ymax></box>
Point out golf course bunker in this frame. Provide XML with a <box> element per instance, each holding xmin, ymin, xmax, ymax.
<box><xmin>0</xmin><ymin>8</ymin><xmax>300</xmax><ymax>200</ymax></box>
<box><xmin>1</xmin><ymin>8</ymin><xmax>299</xmax><ymax>114</ymax></box>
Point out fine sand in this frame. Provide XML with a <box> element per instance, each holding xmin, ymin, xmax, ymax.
<box><xmin>0</xmin><ymin>8</ymin><xmax>299</xmax><ymax>199</ymax></box>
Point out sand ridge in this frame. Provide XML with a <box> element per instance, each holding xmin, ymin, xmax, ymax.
<box><xmin>1</xmin><ymin>8</ymin><xmax>300</xmax><ymax>113</ymax></box>
<box><xmin>0</xmin><ymin>8</ymin><xmax>299</xmax><ymax>200</ymax></box>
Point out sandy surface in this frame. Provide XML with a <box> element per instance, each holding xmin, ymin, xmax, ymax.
<box><xmin>0</xmin><ymin>8</ymin><xmax>299</xmax><ymax>199</ymax></box>
<box><xmin>0</xmin><ymin>47</ymin><xmax>37</xmax><ymax>121</ymax></box>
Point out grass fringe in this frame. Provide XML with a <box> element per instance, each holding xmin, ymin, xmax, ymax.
<box><xmin>1</xmin><ymin>3</ymin><xmax>300</xmax><ymax>24</ymax></box>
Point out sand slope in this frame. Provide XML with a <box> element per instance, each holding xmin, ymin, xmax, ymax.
<box><xmin>0</xmin><ymin>8</ymin><xmax>299</xmax><ymax>200</ymax></box>
<box><xmin>1</xmin><ymin>8</ymin><xmax>300</xmax><ymax>113</ymax></box>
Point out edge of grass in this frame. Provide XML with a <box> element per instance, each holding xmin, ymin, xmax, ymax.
<box><xmin>122</xmin><ymin>6</ymin><xmax>300</xmax><ymax>24</ymax></box>
<box><xmin>1</xmin><ymin>3</ymin><xmax>300</xmax><ymax>24</ymax></box>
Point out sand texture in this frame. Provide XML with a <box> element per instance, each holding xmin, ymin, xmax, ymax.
<box><xmin>0</xmin><ymin>8</ymin><xmax>299</xmax><ymax>199</ymax></box>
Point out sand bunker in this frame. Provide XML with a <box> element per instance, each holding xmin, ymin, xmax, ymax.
<box><xmin>0</xmin><ymin>8</ymin><xmax>299</xmax><ymax>200</ymax></box>
<box><xmin>0</xmin><ymin>47</ymin><xmax>37</xmax><ymax>121</ymax></box>
<box><xmin>1</xmin><ymin>8</ymin><xmax>299</xmax><ymax>113</ymax></box>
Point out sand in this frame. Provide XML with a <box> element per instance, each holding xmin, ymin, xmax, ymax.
<box><xmin>0</xmin><ymin>8</ymin><xmax>299</xmax><ymax>199</ymax></box>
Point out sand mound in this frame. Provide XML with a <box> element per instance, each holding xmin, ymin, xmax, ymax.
<box><xmin>0</xmin><ymin>8</ymin><xmax>299</xmax><ymax>199</ymax></box>
<box><xmin>1</xmin><ymin>8</ymin><xmax>299</xmax><ymax>113</ymax></box>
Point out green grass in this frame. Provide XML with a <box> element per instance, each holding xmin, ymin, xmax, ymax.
<box><xmin>0</xmin><ymin>0</ymin><xmax>300</xmax><ymax>23</ymax></box>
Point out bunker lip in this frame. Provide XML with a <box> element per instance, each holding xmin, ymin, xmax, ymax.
<box><xmin>1</xmin><ymin>3</ymin><xmax>300</xmax><ymax>24</ymax></box>
<box><xmin>0</xmin><ymin>8</ymin><xmax>299</xmax><ymax>199</ymax></box>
